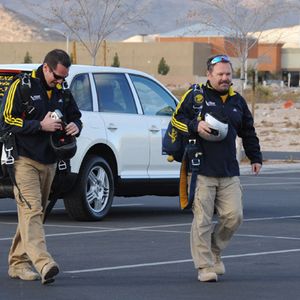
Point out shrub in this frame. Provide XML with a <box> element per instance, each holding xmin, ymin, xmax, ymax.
<box><xmin>23</xmin><ymin>51</ymin><xmax>32</xmax><ymax>63</ymax></box>
<box><xmin>158</xmin><ymin>57</ymin><xmax>170</xmax><ymax>75</ymax></box>
<box><xmin>111</xmin><ymin>52</ymin><xmax>120</xmax><ymax>67</ymax></box>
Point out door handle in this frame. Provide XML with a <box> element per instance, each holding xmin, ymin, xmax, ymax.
<box><xmin>107</xmin><ymin>123</ymin><xmax>118</xmax><ymax>130</ymax></box>
<box><xmin>149</xmin><ymin>125</ymin><xmax>160</xmax><ymax>132</ymax></box>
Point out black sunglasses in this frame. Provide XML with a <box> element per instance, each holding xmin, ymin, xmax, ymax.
<box><xmin>49</xmin><ymin>67</ymin><xmax>67</xmax><ymax>80</ymax></box>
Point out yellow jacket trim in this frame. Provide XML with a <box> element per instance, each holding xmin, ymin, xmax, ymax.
<box><xmin>207</xmin><ymin>83</ymin><xmax>236</xmax><ymax>98</ymax></box>
<box><xmin>228</xmin><ymin>85</ymin><xmax>236</xmax><ymax>96</ymax></box>
<box><xmin>175</xmin><ymin>88</ymin><xmax>192</xmax><ymax>115</ymax></box>
<box><xmin>171</xmin><ymin>88</ymin><xmax>192</xmax><ymax>133</ymax></box>
<box><xmin>171</xmin><ymin>117</ymin><xmax>188</xmax><ymax>132</ymax></box>
<box><xmin>3</xmin><ymin>79</ymin><xmax>24</xmax><ymax>127</ymax></box>
<box><xmin>32</xmin><ymin>70</ymin><xmax>37</xmax><ymax>79</ymax></box>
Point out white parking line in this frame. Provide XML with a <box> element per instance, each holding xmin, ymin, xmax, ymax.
<box><xmin>242</xmin><ymin>182</ymin><xmax>300</xmax><ymax>187</ymax></box>
<box><xmin>0</xmin><ymin>210</ymin><xmax>17</xmax><ymax>213</ymax></box>
<box><xmin>243</xmin><ymin>215</ymin><xmax>300</xmax><ymax>222</ymax></box>
<box><xmin>246</xmin><ymin>176</ymin><xmax>299</xmax><ymax>180</ymax></box>
<box><xmin>0</xmin><ymin>204</ymin><xmax>143</xmax><ymax>215</ymax></box>
<box><xmin>1</xmin><ymin>228</ymin><xmax>299</xmax><ymax>241</ymax></box>
<box><xmin>64</xmin><ymin>248</ymin><xmax>300</xmax><ymax>274</ymax></box>
<box><xmin>112</xmin><ymin>203</ymin><xmax>144</xmax><ymax>207</ymax></box>
<box><xmin>0</xmin><ymin>223</ymin><xmax>193</xmax><ymax>241</ymax></box>
<box><xmin>136</xmin><ymin>230</ymin><xmax>300</xmax><ymax>241</ymax></box>
<box><xmin>236</xmin><ymin>234</ymin><xmax>300</xmax><ymax>241</ymax></box>
<box><xmin>1</xmin><ymin>215</ymin><xmax>300</xmax><ymax>241</ymax></box>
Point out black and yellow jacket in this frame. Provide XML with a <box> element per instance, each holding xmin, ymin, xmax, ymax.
<box><xmin>172</xmin><ymin>82</ymin><xmax>262</xmax><ymax>177</ymax></box>
<box><xmin>0</xmin><ymin>65</ymin><xmax>82</xmax><ymax>164</ymax></box>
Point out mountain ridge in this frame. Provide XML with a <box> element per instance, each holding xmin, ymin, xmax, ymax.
<box><xmin>1</xmin><ymin>1</ymin><xmax>300</xmax><ymax>42</ymax></box>
<box><xmin>0</xmin><ymin>4</ymin><xmax>65</xmax><ymax>42</ymax></box>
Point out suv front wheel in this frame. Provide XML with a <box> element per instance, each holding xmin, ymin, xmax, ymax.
<box><xmin>64</xmin><ymin>155</ymin><xmax>114</xmax><ymax>221</ymax></box>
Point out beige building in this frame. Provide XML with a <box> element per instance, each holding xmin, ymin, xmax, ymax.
<box><xmin>0</xmin><ymin>41</ymin><xmax>211</xmax><ymax>87</ymax></box>
<box><xmin>106</xmin><ymin>42</ymin><xmax>211</xmax><ymax>86</ymax></box>
<box><xmin>2</xmin><ymin>24</ymin><xmax>300</xmax><ymax>87</ymax></box>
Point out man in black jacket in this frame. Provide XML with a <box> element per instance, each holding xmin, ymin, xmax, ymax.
<box><xmin>1</xmin><ymin>49</ymin><xmax>82</xmax><ymax>284</ymax></box>
<box><xmin>172</xmin><ymin>54</ymin><xmax>262</xmax><ymax>282</ymax></box>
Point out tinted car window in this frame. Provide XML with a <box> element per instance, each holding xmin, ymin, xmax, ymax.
<box><xmin>93</xmin><ymin>73</ymin><xmax>136</xmax><ymax>113</ymax></box>
<box><xmin>130</xmin><ymin>75</ymin><xmax>177</xmax><ymax>116</ymax></box>
<box><xmin>70</xmin><ymin>73</ymin><xmax>93</xmax><ymax>111</ymax></box>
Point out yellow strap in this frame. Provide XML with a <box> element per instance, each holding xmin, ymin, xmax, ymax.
<box><xmin>179</xmin><ymin>159</ymin><xmax>188</xmax><ymax>210</ymax></box>
<box><xmin>47</xmin><ymin>90</ymin><xmax>52</xmax><ymax>99</ymax></box>
<box><xmin>220</xmin><ymin>94</ymin><xmax>228</xmax><ymax>103</ymax></box>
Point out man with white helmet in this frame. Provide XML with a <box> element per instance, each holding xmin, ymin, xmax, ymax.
<box><xmin>171</xmin><ymin>54</ymin><xmax>262</xmax><ymax>282</ymax></box>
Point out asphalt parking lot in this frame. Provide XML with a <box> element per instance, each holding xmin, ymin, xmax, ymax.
<box><xmin>0</xmin><ymin>163</ymin><xmax>300</xmax><ymax>300</ymax></box>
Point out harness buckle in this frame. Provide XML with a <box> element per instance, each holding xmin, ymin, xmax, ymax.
<box><xmin>62</xmin><ymin>81</ymin><xmax>69</xmax><ymax>90</ymax></box>
<box><xmin>21</xmin><ymin>73</ymin><xmax>31</xmax><ymax>88</ymax></box>
<box><xmin>191</xmin><ymin>152</ymin><xmax>202</xmax><ymax>166</ymax></box>
<box><xmin>58</xmin><ymin>160</ymin><xmax>67</xmax><ymax>171</ymax></box>
<box><xmin>4</xmin><ymin>147</ymin><xmax>15</xmax><ymax>165</ymax></box>
<box><xmin>26</xmin><ymin>105</ymin><xmax>35</xmax><ymax>114</ymax></box>
<box><xmin>188</xmin><ymin>139</ymin><xmax>196</xmax><ymax>145</ymax></box>
<box><xmin>191</xmin><ymin>158</ymin><xmax>201</xmax><ymax>166</ymax></box>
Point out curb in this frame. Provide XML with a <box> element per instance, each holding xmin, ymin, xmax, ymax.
<box><xmin>240</xmin><ymin>162</ymin><xmax>300</xmax><ymax>175</ymax></box>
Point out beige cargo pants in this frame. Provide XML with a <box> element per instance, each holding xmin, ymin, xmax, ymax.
<box><xmin>8</xmin><ymin>156</ymin><xmax>57</xmax><ymax>274</ymax></box>
<box><xmin>190</xmin><ymin>175</ymin><xmax>243</xmax><ymax>269</ymax></box>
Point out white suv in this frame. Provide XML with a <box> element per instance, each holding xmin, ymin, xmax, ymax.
<box><xmin>0</xmin><ymin>64</ymin><xmax>180</xmax><ymax>220</ymax></box>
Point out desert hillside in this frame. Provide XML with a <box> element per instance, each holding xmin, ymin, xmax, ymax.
<box><xmin>0</xmin><ymin>4</ymin><xmax>62</xmax><ymax>42</ymax></box>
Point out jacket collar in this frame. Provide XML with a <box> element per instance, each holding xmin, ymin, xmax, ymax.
<box><xmin>206</xmin><ymin>80</ymin><xmax>236</xmax><ymax>96</ymax></box>
<box><xmin>32</xmin><ymin>65</ymin><xmax>62</xmax><ymax>90</ymax></box>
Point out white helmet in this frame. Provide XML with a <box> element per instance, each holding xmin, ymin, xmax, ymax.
<box><xmin>199</xmin><ymin>113</ymin><xmax>228</xmax><ymax>142</ymax></box>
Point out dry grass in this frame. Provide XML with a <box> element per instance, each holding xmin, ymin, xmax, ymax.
<box><xmin>171</xmin><ymin>85</ymin><xmax>300</xmax><ymax>104</ymax></box>
<box><xmin>244</xmin><ymin>87</ymin><xmax>300</xmax><ymax>104</ymax></box>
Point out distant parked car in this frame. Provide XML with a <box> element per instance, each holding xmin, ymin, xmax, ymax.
<box><xmin>264</xmin><ymin>79</ymin><xmax>284</xmax><ymax>87</ymax></box>
<box><xmin>0</xmin><ymin>64</ymin><xmax>180</xmax><ymax>221</ymax></box>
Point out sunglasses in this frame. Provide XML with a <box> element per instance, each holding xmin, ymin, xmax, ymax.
<box><xmin>49</xmin><ymin>66</ymin><xmax>67</xmax><ymax>80</ymax></box>
<box><xmin>207</xmin><ymin>55</ymin><xmax>231</xmax><ymax>69</ymax></box>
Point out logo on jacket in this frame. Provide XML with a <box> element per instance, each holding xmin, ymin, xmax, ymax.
<box><xmin>194</xmin><ymin>93</ymin><xmax>204</xmax><ymax>104</ymax></box>
<box><xmin>30</xmin><ymin>95</ymin><xmax>41</xmax><ymax>101</ymax></box>
<box><xmin>193</xmin><ymin>104</ymin><xmax>203</xmax><ymax>114</ymax></box>
<box><xmin>168</xmin><ymin>128</ymin><xmax>178</xmax><ymax>143</ymax></box>
<box><xmin>205</xmin><ymin>100</ymin><xmax>216</xmax><ymax>106</ymax></box>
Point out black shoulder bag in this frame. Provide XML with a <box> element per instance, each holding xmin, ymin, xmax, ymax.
<box><xmin>162</xmin><ymin>84</ymin><xmax>204</xmax><ymax>162</ymax></box>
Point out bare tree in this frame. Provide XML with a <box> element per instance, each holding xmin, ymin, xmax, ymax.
<box><xmin>182</xmin><ymin>0</ymin><xmax>293</xmax><ymax>161</ymax></box>
<box><xmin>22</xmin><ymin>0</ymin><xmax>149</xmax><ymax>65</ymax></box>
<box><xmin>185</xmin><ymin>0</ymin><xmax>291</xmax><ymax>90</ymax></box>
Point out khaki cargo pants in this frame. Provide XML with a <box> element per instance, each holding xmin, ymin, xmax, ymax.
<box><xmin>190</xmin><ymin>175</ymin><xmax>243</xmax><ymax>269</ymax></box>
<box><xmin>8</xmin><ymin>156</ymin><xmax>56</xmax><ymax>274</ymax></box>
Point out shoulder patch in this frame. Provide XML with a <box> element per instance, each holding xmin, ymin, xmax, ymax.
<box><xmin>192</xmin><ymin>84</ymin><xmax>204</xmax><ymax>104</ymax></box>
<box><xmin>194</xmin><ymin>93</ymin><xmax>203</xmax><ymax>104</ymax></box>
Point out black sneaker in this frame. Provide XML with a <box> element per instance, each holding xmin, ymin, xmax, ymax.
<box><xmin>41</xmin><ymin>262</ymin><xmax>59</xmax><ymax>284</ymax></box>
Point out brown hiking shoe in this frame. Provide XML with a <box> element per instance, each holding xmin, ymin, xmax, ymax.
<box><xmin>8</xmin><ymin>266</ymin><xmax>40</xmax><ymax>281</ymax></box>
<box><xmin>213</xmin><ymin>255</ymin><xmax>225</xmax><ymax>275</ymax></box>
<box><xmin>198</xmin><ymin>267</ymin><xmax>218</xmax><ymax>282</ymax></box>
<box><xmin>41</xmin><ymin>262</ymin><xmax>59</xmax><ymax>285</ymax></box>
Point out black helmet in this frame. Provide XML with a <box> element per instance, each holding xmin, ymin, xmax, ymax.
<box><xmin>50</xmin><ymin>130</ymin><xmax>77</xmax><ymax>160</ymax></box>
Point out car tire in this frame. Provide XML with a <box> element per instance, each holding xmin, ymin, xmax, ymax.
<box><xmin>64</xmin><ymin>155</ymin><xmax>114</xmax><ymax>221</ymax></box>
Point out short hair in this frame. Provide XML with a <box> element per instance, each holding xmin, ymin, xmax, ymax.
<box><xmin>207</xmin><ymin>54</ymin><xmax>232</xmax><ymax>72</ymax></box>
<box><xmin>43</xmin><ymin>49</ymin><xmax>71</xmax><ymax>70</ymax></box>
